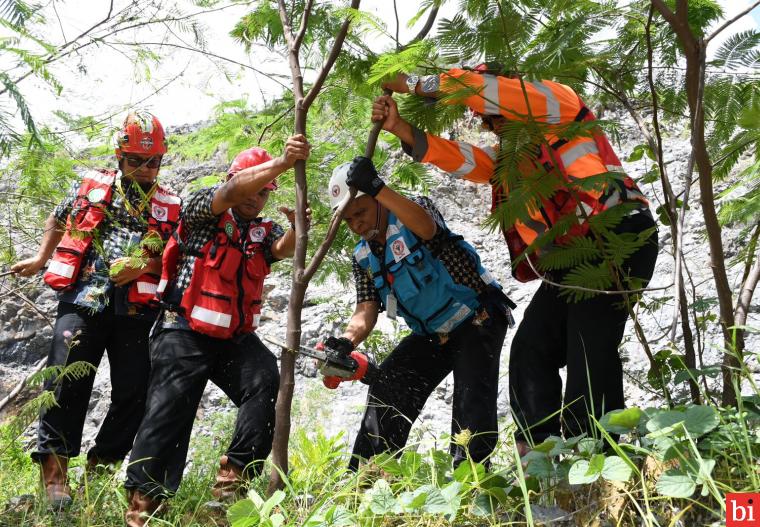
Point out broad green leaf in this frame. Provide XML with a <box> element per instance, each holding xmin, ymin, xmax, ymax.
<box><xmin>601</xmin><ymin>456</ymin><xmax>633</xmax><ymax>482</ymax></box>
<box><xmin>270</xmin><ymin>513</ymin><xmax>284</xmax><ymax>527</ymax></box>
<box><xmin>367</xmin><ymin>479</ymin><xmax>400</xmax><ymax>515</ymax></box>
<box><xmin>485</xmin><ymin>486</ymin><xmax>509</xmax><ymax>505</ymax></box>
<box><xmin>588</xmin><ymin>454</ymin><xmax>605</xmax><ymax>477</ymax></box>
<box><xmin>440</xmin><ymin>481</ymin><xmax>463</xmax><ymax>521</ymax></box>
<box><xmin>420</xmin><ymin>487</ymin><xmax>449</xmax><ymax>515</ymax></box>
<box><xmin>525</xmin><ymin>454</ymin><xmax>554</xmax><ymax>479</ymax></box>
<box><xmin>532</xmin><ymin>437</ymin><xmax>559</xmax><ymax>453</ymax></box>
<box><xmin>399</xmin><ymin>451</ymin><xmax>424</xmax><ymax>477</ymax></box>
<box><xmin>645</xmin><ymin>410</ymin><xmax>685</xmax><ymax>435</ymax></box>
<box><xmin>260</xmin><ymin>490</ymin><xmax>285</xmax><ymax>518</ymax></box>
<box><xmin>227</xmin><ymin>499</ymin><xmax>259</xmax><ymax>527</ymax></box>
<box><xmin>398</xmin><ymin>485</ymin><xmax>430</xmax><ymax>511</ymax></box>
<box><xmin>656</xmin><ymin>470</ymin><xmax>696</xmax><ymax>498</ymax></box>
<box><xmin>471</xmin><ymin>492</ymin><xmax>497</xmax><ymax>517</ymax></box>
<box><xmin>601</xmin><ymin>407</ymin><xmax>642</xmax><ymax>434</ymax></box>
<box><xmin>568</xmin><ymin>459</ymin><xmax>600</xmax><ymax>485</ymax></box>
<box><xmin>453</xmin><ymin>461</ymin><xmax>485</xmax><ymax>483</ymax></box>
<box><xmin>577</xmin><ymin>437</ymin><xmax>599</xmax><ymax>455</ymax></box>
<box><xmin>684</xmin><ymin>405</ymin><xmax>720</xmax><ymax>436</ymax></box>
<box><xmin>607</xmin><ymin>407</ymin><xmax>643</xmax><ymax>429</ymax></box>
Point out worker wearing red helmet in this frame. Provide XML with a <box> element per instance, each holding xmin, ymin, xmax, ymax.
<box><xmin>11</xmin><ymin>110</ymin><xmax>181</xmax><ymax>509</ymax></box>
<box><xmin>374</xmin><ymin>68</ymin><xmax>658</xmax><ymax>458</ymax></box>
<box><xmin>123</xmin><ymin>136</ymin><xmax>310</xmax><ymax>526</ymax></box>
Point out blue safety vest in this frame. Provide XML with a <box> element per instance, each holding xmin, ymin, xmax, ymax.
<box><xmin>354</xmin><ymin>213</ymin><xmax>500</xmax><ymax>336</ymax></box>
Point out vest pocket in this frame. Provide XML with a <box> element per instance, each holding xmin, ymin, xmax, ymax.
<box><xmin>43</xmin><ymin>243</ymin><xmax>90</xmax><ymax>290</ymax></box>
<box><xmin>386</xmin><ymin>262</ymin><xmax>419</xmax><ymax>302</ymax></box>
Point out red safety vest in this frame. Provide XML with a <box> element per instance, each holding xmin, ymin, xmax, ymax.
<box><xmin>43</xmin><ymin>169</ymin><xmax>181</xmax><ymax>305</ymax></box>
<box><xmin>493</xmin><ymin>102</ymin><xmax>647</xmax><ymax>282</ymax></box>
<box><xmin>157</xmin><ymin>211</ymin><xmax>272</xmax><ymax>339</ymax></box>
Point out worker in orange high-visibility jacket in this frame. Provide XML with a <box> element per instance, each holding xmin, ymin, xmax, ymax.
<box><xmin>11</xmin><ymin>110</ymin><xmax>180</xmax><ymax>510</ymax></box>
<box><xmin>375</xmin><ymin>66</ymin><xmax>658</xmax><ymax>457</ymax></box>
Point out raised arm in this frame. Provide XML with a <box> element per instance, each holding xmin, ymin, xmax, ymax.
<box><xmin>382</xmin><ymin>69</ymin><xmax>583</xmax><ymax>124</ymax></box>
<box><xmin>211</xmin><ymin>135</ymin><xmax>310</xmax><ymax>216</ymax></box>
<box><xmin>370</xmin><ymin>95</ymin><xmax>496</xmax><ymax>184</ymax></box>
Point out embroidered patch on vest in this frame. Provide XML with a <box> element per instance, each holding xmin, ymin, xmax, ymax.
<box><xmin>391</xmin><ymin>238</ymin><xmax>410</xmax><ymax>262</ymax></box>
<box><xmin>224</xmin><ymin>222</ymin><xmax>234</xmax><ymax>237</ymax></box>
<box><xmin>250</xmin><ymin>226</ymin><xmax>266</xmax><ymax>243</ymax></box>
<box><xmin>151</xmin><ymin>204</ymin><xmax>168</xmax><ymax>221</ymax></box>
<box><xmin>87</xmin><ymin>188</ymin><xmax>107</xmax><ymax>203</ymax></box>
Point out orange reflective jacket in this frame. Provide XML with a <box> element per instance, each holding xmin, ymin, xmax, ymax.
<box><xmin>409</xmin><ymin>68</ymin><xmax>648</xmax><ymax>282</ymax></box>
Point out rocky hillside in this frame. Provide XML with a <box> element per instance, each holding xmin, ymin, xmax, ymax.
<box><xmin>1</xmin><ymin>112</ymin><xmax>757</xmax><ymax>471</ymax></box>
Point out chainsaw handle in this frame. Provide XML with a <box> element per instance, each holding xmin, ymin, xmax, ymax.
<box><xmin>322</xmin><ymin>351</ymin><xmax>371</xmax><ymax>389</ymax></box>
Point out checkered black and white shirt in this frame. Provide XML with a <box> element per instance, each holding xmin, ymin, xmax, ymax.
<box><xmin>164</xmin><ymin>184</ymin><xmax>285</xmax><ymax>301</ymax></box>
<box><xmin>352</xmin><ymin>196</ymin><xmax>487</xmax><ymax>305</ymax></box>
<box><xmin>53</xmin><ymin>171</ymin><xmax>168</xmax><ymax>318</ymax></box>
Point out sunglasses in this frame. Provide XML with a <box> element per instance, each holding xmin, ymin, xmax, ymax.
<box><xmin>123</xmin><ymin>155</ymin><xmax>162</xmax><ymax>169</ymax></box>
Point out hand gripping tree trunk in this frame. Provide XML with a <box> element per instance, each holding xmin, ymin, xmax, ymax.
<box><xmin>268</xmin><ymin>0</ymin><xmax>361</xmax><ymax>494</ymax></box>
<box><xmin>268</xmin><ymin>1</ymin><xmax>440</xmax><ymax>494</ymax></box>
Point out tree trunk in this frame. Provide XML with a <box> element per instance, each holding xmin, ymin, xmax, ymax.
<box><xmin>650</xmin><ymin>0</ymin><xmax>743</xmax><ymax>405</ymax></box>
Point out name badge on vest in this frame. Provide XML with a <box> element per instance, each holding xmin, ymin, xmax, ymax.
<box><xmin>386</xmin><ymin>293</ymin><xmax>397</xmax><ymax>320</ymax></box>
<box><xmin>250</xmin><ymin>226</ymin><xmax>267</xmax><ymax>243</ymax></box>
<box><xmin>390</xmin><ymin>238</ymin><xmax>410</xmax><ymax>263</ymax></box>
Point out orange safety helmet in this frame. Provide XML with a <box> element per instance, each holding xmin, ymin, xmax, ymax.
<box><xmin>228</xmin><ymin>147</ymin><xmax>277</xmax><ymax>190</ymax></box>
<box><xmin>114</xmin><ymin>110</ymin><xmax>167</xmax><ymax>159</ymax></box>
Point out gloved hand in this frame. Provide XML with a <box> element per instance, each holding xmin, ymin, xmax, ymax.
<box><xmin>324</xmin><ymin>336</ymin><xmax>353</xmax><ymax>357</ymax></box>
<box><xmin>346</xmin><ymin>156</ymin><xmax>385</xmax><ymax>197</ymax></box>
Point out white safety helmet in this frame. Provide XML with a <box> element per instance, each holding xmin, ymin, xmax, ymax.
<box><xmin>328</xmin><ymin>162</ymin><xmax>364</xmax><ymax>210</ymax></box>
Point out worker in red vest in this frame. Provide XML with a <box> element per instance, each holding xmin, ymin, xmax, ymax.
<box><xmin>11</xmin><ymin>110</ymin><xmax>180</xmax><ymax>509</ymax></box>
<box><xmin>123</xmin><ymin>136</ymin><xmax>310</xmax><ymax>527</ymax></box>
<box><xmin>375</xmin><ymin>66</ymin><xmax>658</xmax><ymax>456</ymax></box>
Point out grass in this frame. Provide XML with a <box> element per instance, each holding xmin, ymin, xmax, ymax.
<box><xmin>1</xmin><ymin>377</ymin><xmax>757</xmax><ymax>527</ymax></box>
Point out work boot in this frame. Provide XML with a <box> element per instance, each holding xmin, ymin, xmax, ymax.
<box><xmin>125</xmin><ymin>489</ymin><xmax>161</xmax><ymax>527</ymax></box>
<box><xmin>210</xmin><ymin>455</ymin><xmax>246</xmax><ymax>502</ymax></box>
<box><xmin>40</xmin><ymin>454</ymin><xmax>72</xmax><ymax>510</ymax></box>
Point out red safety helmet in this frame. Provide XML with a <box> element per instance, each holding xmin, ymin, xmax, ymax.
<box><xmin>228</xmin><ymin>147</ymin><xmax>277</xmax><ymax>190</ymax></box>
<box><xmin>114</xmin><ymin>111</ymin><xmax>167</xmax><ymax>159</ymax></box>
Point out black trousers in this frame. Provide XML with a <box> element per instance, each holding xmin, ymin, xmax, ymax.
<box><xmin>33</xmin><ymin>301</ymin><xmax>153</xmax><ymax>463</ymax></box>
<box><xmin>350</xmin><ymin>306</ymin><xmax>508</xmax><ymax>470</ymax></box>
<box><xmin>125</xmin><ymin>328</ymin><xmax>279</xmax><ymax>498</ymax></box>
<box><xmin>509</xmin><ymin>212</ymin><xmax>658</xmax><ymax>443</ymax></box>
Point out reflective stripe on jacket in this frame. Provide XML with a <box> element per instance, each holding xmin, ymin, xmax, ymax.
<box><xmin>43</xmin><ymin>169</ymin><xmax>181</xmax><ymax>303</ymax></box>
<box><xmin>158</xmin><ymin>211</ymin><xmax>271</xmax><ymax>339</ymax></box>
<box><xmin>354</xmin><ymin>212</ymin><xmax>499</xmax><ymax>336</ymax></box>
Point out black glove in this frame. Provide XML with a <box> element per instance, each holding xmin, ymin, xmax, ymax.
<box><xmin>346</xmin><ymin>156</ymin><xmax>385</xmax><ymax>197</ymax></box>
<box><xmin>324</xmin><ymin>336</ymin><xmax>354</xmax><ymax>358</ymax></box>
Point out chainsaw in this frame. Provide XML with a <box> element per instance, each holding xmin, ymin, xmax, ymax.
<box><xmin>262</xmin><ymin>335</ymin><xmax>378</xmax><ymax>389</ymax></box>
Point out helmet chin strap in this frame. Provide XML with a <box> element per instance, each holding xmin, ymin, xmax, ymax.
<box><xmin>361</xmin><ymin>201</ymin><xmax>383</xmax><ymax>241</ymax></box>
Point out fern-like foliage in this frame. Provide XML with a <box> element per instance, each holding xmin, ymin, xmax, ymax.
<box><xmin>0</xmin><ymin>0</ymin><xmax>34</xmax><ymax>27</ymax></box>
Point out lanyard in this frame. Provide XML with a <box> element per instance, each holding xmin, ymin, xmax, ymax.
<box><xmin>115</xmin><ymin>177</ymin><xmax>157</xmax><ymax>218</ymax></box>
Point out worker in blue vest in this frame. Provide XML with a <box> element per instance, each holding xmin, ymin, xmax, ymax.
<box><xmin>324</xmin><ymin>157</ymin><xmax>514</xmax><ymax>469</ymax></box>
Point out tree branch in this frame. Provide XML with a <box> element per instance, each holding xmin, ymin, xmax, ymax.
<box><xmin>293</xmin><ymin>0</ymin><xmax>314</xmax><ymax>50</ymax></box>
<box><xmin>108</xmin><ymin>40</ymin><xmax>292</xmax><ymax>91</ymax></box>
<box><xmin>407</xmin><ymin>6</ymin><xmax>439</xmax><ymax>47</ymax></box>
<box><xmin>302</xmin><ymin>0</ymin><xmax>360</xmax><ymax>109</ymax></box>
<box><xmin>735</xmin><ymin>222</ymin><xmax>760</xmax><ymax>326</ymax></box>
<box><xmin>651</xmin><ymin>0</ymin><xmax>694</xmax><ymax>48</ymax></box>
<box><xmin>302</xmin><ymin>89</ymin><xmax>388</xmax><ymax>282</ymax></box>
<box><xmin>706</xmin><ymin>0</ymin><xmax>760</xmax><ymax>44</ymax></box>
